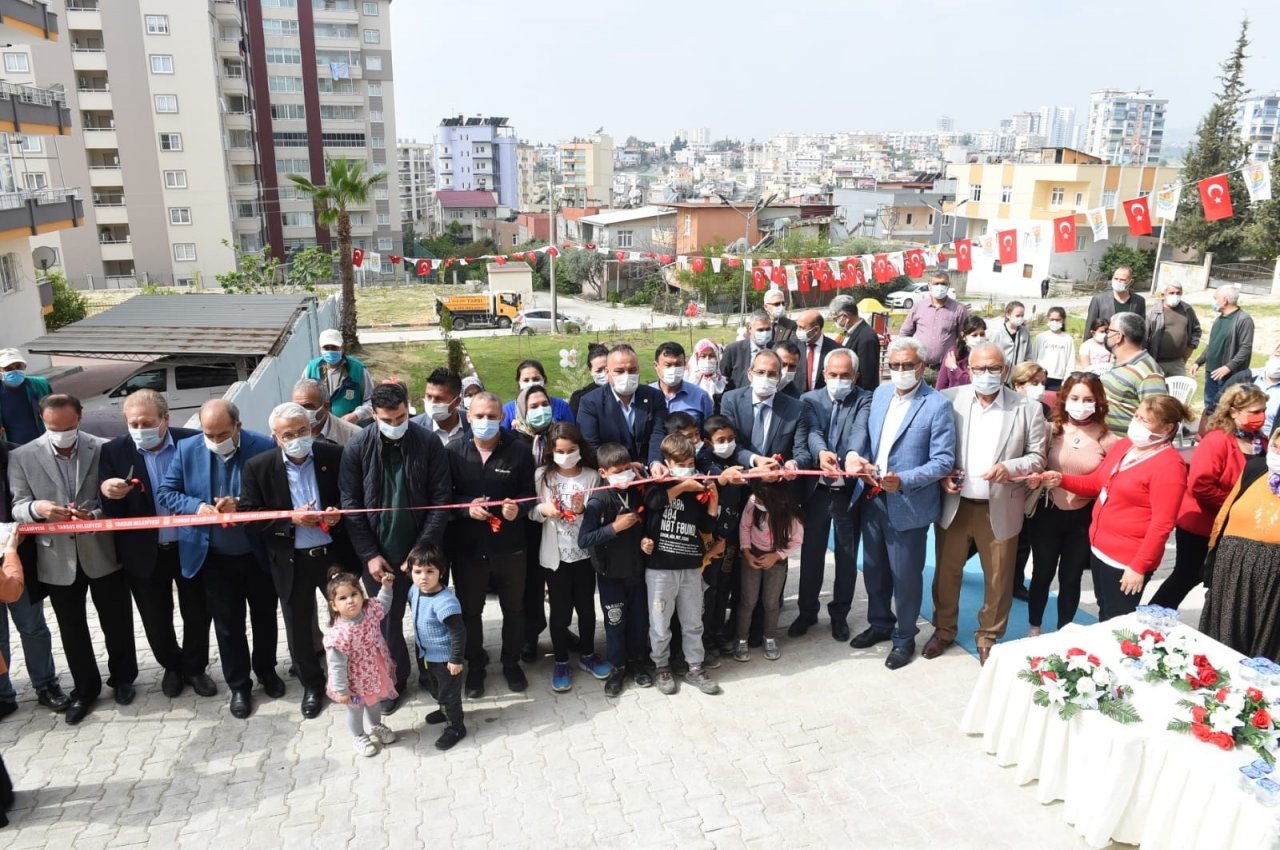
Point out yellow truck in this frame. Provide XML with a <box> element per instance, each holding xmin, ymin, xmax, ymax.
<box><xmin>435</xmin><ymin>291</ymin><xmax>523</xmax><ymax>331</ymax></box>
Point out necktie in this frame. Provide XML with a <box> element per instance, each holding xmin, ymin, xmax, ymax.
<box><xmin>752</xmin><ymin>402</ymin><xmax>768</xmax><ymax>452</ymax></box>
<box><xmin>808</xmin><ymin>342</ymin><xmax>817</xmax><ymax>390</ymax></box>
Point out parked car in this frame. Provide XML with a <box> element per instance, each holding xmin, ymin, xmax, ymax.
<box><xmin>511</xmin><ymin>309</ymin><xmax>582</xmax><ymax>334</ymax></box>
<box><xmin>885</xmin><ymin>282</ymin><xmax>956</xmax><ymax>310</ymax></box>
<box><xmin>82</xmin><ymin>356</ymin><xmax>257</xmax><ymax>418</ymax></box>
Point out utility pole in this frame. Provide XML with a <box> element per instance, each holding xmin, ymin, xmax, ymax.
<box><xmin>549</xmin><ymin>194</ymin><xmax>558</xmax><ymax>333</ymax></box>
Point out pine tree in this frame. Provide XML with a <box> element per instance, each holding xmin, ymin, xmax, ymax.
<box><xmin>1165</xmin><ymin>18</ymin><xmax>1251</xmax><ymax>262</ymax></box>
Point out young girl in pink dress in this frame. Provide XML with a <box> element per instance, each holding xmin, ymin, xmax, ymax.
<box><xmin>324</xmin><ymin>567</ymin><xmax>398</xmax><ymax>757</ymax></box>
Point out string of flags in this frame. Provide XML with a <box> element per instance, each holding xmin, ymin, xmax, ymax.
<box><xmin>347</xmin><ymin>163</ymin><xmax>1272</xmax><ymax>292</ymax></box>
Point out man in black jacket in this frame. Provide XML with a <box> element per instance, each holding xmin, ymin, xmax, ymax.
<box><xmin>795</xmin><ymin>310</ymin><xmax>842</xmax><ymax>393</ymax></box>
<box><xmin>99</xmin><ymin>389</ymin><xmax>214</xmax><ymax>699</ymax></box>
<box><xmin>340</xmin><ymin>383</ymin><xmax>452</xmax><ymax>712</ymax></box>
<box><xmin>241</xmin><ymin>402</ymin><xmax>357</xmax><ymax>719</ymax></box>
<box><xmin>830</xmin><ymin>295</ymin><xmax>883</xmax><ymax>392</ymax></box>
<box><xmin>446</xmin><ymin>391</ymin><xmax>536</xmax><ymax>699</ymax></box>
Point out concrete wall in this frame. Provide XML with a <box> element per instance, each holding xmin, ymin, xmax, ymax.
<box><xmin>0</xmin><ymin>238</ymin><xmax>52</xmax><ymax>370</ymax></box>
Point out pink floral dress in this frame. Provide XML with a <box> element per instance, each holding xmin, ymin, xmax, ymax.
<box><xmin>324</xmin><ymin>598</ymin><xmax>398</xmax><ymax>704</ymax></box>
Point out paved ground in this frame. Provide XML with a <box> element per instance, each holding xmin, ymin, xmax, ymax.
<box><xmin>0</xmin><ymin>536</ymin><xmax>1200</xmax><ymax>848</ymax></box>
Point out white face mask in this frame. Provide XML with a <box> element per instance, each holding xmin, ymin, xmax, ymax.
<box><xmin>1165</xmin><ymin>294</ymin><xmax>1182</xmax><ymax>308</ymax></box>
<box><xmin>778</xmin><ymin>369</ymin><xmax>796</xmax><ymax>388</ymax></box>
<box><xmin>1094</xmin><ymin>331</ymin><xmax>1107</xmax><ymax>344</ymax></box>
<box><xmin>591</xmin><ymin>369</ymin><xmax>610</xmax><ymax>387</ymax></box>
<box><xmin>1127</xmin><ymin>419</ymin><xmax>1167</xmax><ymax>447</ymax></box>
<box><xmin>972</xmin><ymin>372</ymin><xmax>1003</xmax><ymax>395</ymax></box>
<box><xmin>1007</xmin><ymin>315</ymin><xmax>1025</xmax><ymax>328</ymax></box>
<box><xmin>1266</xmin><ymin>357</ymin><xmax>1280</xmax><ymax>381</ymax></box>
<box><xmin>611</xmin><ymin>373</ymin><xmax>639</xmax><ymax>396</ymax></box>
<box><xmin>751</xmin><ymin>374</ymin><xmax>778</xmax><ymax>398</ymax></box>
<box><xmin>697</xmin><ymin>358</ymin><xmax>717</xmax><ymax>376</ymax></box>
<box><xmin>930</xmin><ymin>284</ymin><xmax>949</xmax><ymax>300</ymax></box>
<box><xmin>1023</xmin><ymin>383</ymin><xmax>1046</xmax><ymax>401</ymax></box>
<box><xmin>129</xmin><ymin>426</ymin><xmax>164</xmax><ymax>451</ymax></box>
<box><xmin>766</xmin><ymin>304</ymin><xmax>785</xmax><ymax>319</ymax></box>
<box><xmin>428</xmin><ymin>401</ymin><xmax>455</xmax><ymax>423</ymax></box>
<box><xmin>826</xmin><ymin>378</ymin><xmax>853</xmax><ymax>401</ymax></box>
<box><xmin>377</xmin><ymin>419</ymin><xmax>409</xmax><ymax>441</ymax></box>
<box><xmin>712</xmin><ymin>441</ymin><xmax>736</xmax><ymax>458</ymax></box>
<box><xmin>606</xmin><ymin>469</ymin><xmax>636</xmax><ymax>488</ymax></box>
<box><xmin>519</xmin><ymin>379</ymin><xmax>542</xmax><ymax>392</ymax></box>
<box><xmin>671</xmin><ymin>466</ymin><xmax>697</xmax><ymax>478</ymax></box>
<box><xmin>204</xmin><ymin>434</ymin><xmax>237</xmax><ymax>457</ymax></box>
<box><xmin>890</xmin><ymin>369</ymin><xmax>920</xmax><ymax>392</ymax></box>
<box><xmin>462</xmin><ymin>396</ymin><xmax>474</xmax><ymax>410</ymax></box>
<box><xmin>659</xmin><ymin>365</ymin><xmax>683</xmax><ymax>387</ymax></box>
<box><xmin>1065</xmin><ymin>400</ymin><xmax>1096</xmax><ymax>421</ymax></box>
<box><xmin>46</xmin><ymin>428</ymin><xmax>78</xmax><ymax>450</ymax></box>
<box><xmin>752</xmin><ymin>329</ymin><xmax>773</xmax><ymax>348</ymax></box>
<box><xmin>1268</xmin><ymin>450</ymin><xmax>1280</xmax><ymax>477</ymax></box>
<box><xmin>1047</xmin><ymin>320</ymin><xmax>1064</xmax><ymax>332</ymax></box>
<box><xmin>553</xmin><ymin>450</ymin><xmax>580</xmax><ymax>469</ymax></box>
<box><xmin>965</xmin><ymin>335</ymin><xmax>986</xmax><ymax>348</ymax></box>
<box><xmin>1112</xmin><ymin>279</ymin><xmax>1129</xmax><ymax>293</ymax></box>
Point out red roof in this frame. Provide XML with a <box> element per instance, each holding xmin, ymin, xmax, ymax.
<box><xmin>437</xmin><ymin>190</ymin><xmax>499</xmax><ymax>209</ymax></box>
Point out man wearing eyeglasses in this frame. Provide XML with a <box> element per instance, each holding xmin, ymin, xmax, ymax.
<box><xmin>923</xmin><ymin>343</ymin><xmax>1045</xmax><ymax>666</ymax></box>
<box><xmin>1084</xmin><ymin>266</ymin><xmax>1146</xmax><ymax>344</ymax></box>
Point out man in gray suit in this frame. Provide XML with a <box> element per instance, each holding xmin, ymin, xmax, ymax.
<box><xmin>9</xmin><ymin>394</ymin><xmax>137</xmax><ymax>724</ymax></box>
<box><xmin>923</xmin><ymin>344</ymin><xmax>1045</xmax><ymax>666</ymax></box>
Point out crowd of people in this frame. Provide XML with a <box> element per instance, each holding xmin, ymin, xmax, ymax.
<box><xmin>0</xmin><ymin>268</ymin><xmax>1278</xmax><ymax>781</ymax></box>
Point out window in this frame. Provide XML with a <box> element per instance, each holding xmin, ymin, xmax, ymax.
<box><xmin>316</xmin><ymin>78</ymin><xmax>355</xmax><ymax>94</ymax></box>
<box><xmin>363</xmin><ymin>29</ymin><xmax>380</xmax><ymax>44</ymax></box>
<box><xmin>363</xmin><ymin>1</ymin><xmax>378</xmax><ymax>14</ymax></box>
<box><xmin>164</xmin><ymin>170</ymin><xmax>187</xmax><ymax>188</ymax></box>
<box><xmin>321</xmin><ymin>132</ymin><xmax>366</xmax><ymax>148</ymax></box>
<box><xmin>367</xmin><ymin>82</ymin><xmax>381</xmax><ymax>96</ymax></box>
<box><xmin>262</xmin><ymin>18</ymin><xmax>300</xmax><ymax>37</ymax></box>
<box><xmin>365</xmin><ymin>56</ymin><xmax>382</xmax><ymax>71</ymax></box>
<box><xmin>969</xmin><ymin>184</ymin><xmax>982</xmax><ymax>202</ymax></box>
<box><xmin>1074</xmin><ymin>192</ymin><xmax>1084</xmax><ymax>209</ymax></box>
<box><xmin>319</xmin><ymin>105</ymin><xmax>359</xmax><ymax>120</ymax></box>
<box><xmin>1101</xmin><ymin>189</ymin><xmax>1117</xmax><ymax>208</ymax></box>
<box><xmin>3</xmin><ymin>54</ymin><xmax>29</xmax><ymax>74</ymax></box>
<box><xmin>236</xmin><ymin>201</ymin><xmax>255</xmax><ymax>219</ymax></box>
<box><xmin>169</xmin><ymin>207</ymin><xmax>192</xmax><ymax>225</ymax></box>
<box><xmin>272</xmin><ymin>131</ymin><xmax>309</xmax><ymax>147</ymax></box>
<box><xmin>904</xmin><ymin>213</ymin><xmax>913</xmax><ymax>225</ymax></box>
<box><xmin>18</xmin><ymin>135</ymin><xmax>41</xmax><ymax>153</ymax></box>
<box><xmin>271</xmin><ymin>103</ymin><xmax>306</xmax><ymax>120</ymax></box>
<box><xmin>150</xmin><ymin>55</ymin><xmax>174</xmax><ymax>74</ymax></box>
<box><xmin>173</xmin><ymin>243</ymin><xmax>197</xmax><ymax>262</ymax></box>
<box><xmin>313</xmin><ymin>23</ymin><xmax>357</xmax><ymax>39</ymax></box>
<box><xmin>226</xmin><ymin>95</ymin><xmax>249</xmax><ymax>113</ymax></box>
<box><xmin>377</xmin><ymin>213</ymin><xmax>390</xmax><ymax>225</ymax></box>
<box><xmin>616</xmin><ymin>230</ymin><xmax>634</xmax><ymax>248</ymax></box>
<box><xmin>145</xmin><ymin>14</ymin><xmax>169</xmax><ymax>34</ymax></box>
<box><xmin>228</xmin><ymin>129</ymin><xmax>252</xmax><ymax>148</ymax></box>
<box><xmin>175</xmin><ymin>278</ymin><xmax>195</xmax><ymax>287</ymax></box>
<box><xmin>275</xmin><ymin>158</ymin><xmax>309</xmax><ymax>174</ymax></box>
<box><xmin>369</xmin><ymin>110</ymin><xmax>383</xmax><ymax>122</ymax></box>
<box><xmin>282</xmin><ymin>211</ymin><xmax>314</xmax><ymax>227</ymax></box>
<box><xmin>24</xmin><ymin>173</ymin><xmax>47</xmax><ymax>189</ymax></box>
<box><xmin>268</xmin><ymin>76</ymin><xmax>304</xmax><ymax>93</ymax></box>
<box><xmin>1075</xmin><ymin>234</ymin><xmax>1086</xmax><ymax>252</ymax></box>
<box><xmin>371</xmin><ymin>136</ymin><xmax>384</xmax><ymax>149</ymax></box>
<box><xmin>263</xmin><ymin>0</ymin><xmax>297</xmax><ymax>7</ymax></box>
<box><xmin>159</xmin><ymin>132</ymin><xmax>182</xmax><ymax>151</ymax></box>
<box><xmin>175</xmin><ymin>364</ymin><xmax>240</xmax><ymax>391</ymax></box>
<box><xmin>349</xmin><ymin>213</ymin><xmax>365</xmax><ymax>225</ymax></box>
<box><xmin>110</xmin><ymin>369</ymin><xmax>166</xmax><ymax>397</ymax></box>
<box><xmin>373</xmin><ymin>187</ymin><xmax>387</xmax><ymax>200</ymax></box>
<box><xmin>1050</xmin><ymin>187</ymin><xmax>1065</xmax><ymax>205</ymax></box>
<box><xmin>153</xmin><ymin>94</ymin><xmax>178</xmax><ymax>113</ymax></box>
<box><xmin>377</xmin><ymin>237</ymin><xmax>392</xmax><ymax>250</ymax></box>
<box><xmin>265</xmin><ymin>48</ymin><xmax>302</xmax><ymax>65</ymax></box>
<box><xmin>1000</xmin><ymin>185</ymin><xmax>1012</xmax><ymax>203</ymax></box>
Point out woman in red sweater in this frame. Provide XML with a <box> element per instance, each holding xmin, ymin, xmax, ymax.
<box><xmin>1150</xmin><ymin>384</ymin><xmax>1268</xmax><ymax>609</ymax></box>
<box><xmin>1039</xmin><ymin>395</ymin><xmax>1190</xmax><ymax>621</ymax></box>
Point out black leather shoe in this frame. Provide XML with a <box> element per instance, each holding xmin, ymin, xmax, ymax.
<box><xmin>0</xmin><ymin>700</ymin><xmax>17</xmax><ymax>721</ymax></box>
<box><xmin>379</xmin><ymin>693</ymin><xmax>403</xmax><ymax>715</ymax></box>
<box><xmin>229</xmin><ymin>689</ymin><xmax>252</xmax><ymax>719</ymax></box>
<box><xmin>831</xmin><ymin>621</ymin><xmax>851</xmax><ymax>642</ymax></box>
<box><xmin>787</xmin><ymin>616</ymin><xmax>817</xmax><ymax>638</ymax></box>
<box><xmin>36</xmin><ymin>682</ymin><xmax>70</xmax><ymax>713</ymax></box>
<box><xmin>114</xmin><ymin>683</ymin><xmax>136</xmax><ymax>706</ymax></box>
<box><xmin>161</xmin><ymin>670</ymin><xmax>184</xmax><ymax>698</ymax></box>
<box><xmin>885</xmin><ymin>644</ymin><xmax>916</xmax><ymax>670</ymax></box>
<box><xmin>300</xmin><ymin>688</ymin><xmax>324</xmax><ymax>719</ymax></box>
<box><xmin>425</xmin><ymin>709</ymin><xmax>446</xmax><ymax>725</ymax></box>
<box><xmin>1012</xmin><ymin>583</ymin><xmax>1030</xmax><ymax>602</ymax></box>
<box><xmin>464</xmin><ymin>671</ymin><xmax>485</xmax><ymax>700</ymax></box>
<box><xmin>434</xmin><ymin>725</ymin><xmax>466</xmax><ymax>751</ymax></box>
<box><xmin>186</xmin><ymin>673</ymin><xmax>218</xmax><ymax>698</ymax></box>
<box><xmin>260</xmin><ymin>672</ymin><xmax>286</xmax><ymax>699</ymax></box>
<box><xmin>850</xmin><ymin>627</ymin><xmax>893</xmax><ymax>649</ymax></box>
<box><xmin>503</xmin><ymin>664</ymin><xmax>528</xmax><ymax>693</ymax></box>
<box><xmin>520</xmin><ymin>641</ymin><xmax>538</xmax><ymax>664</ymax></box>
<box><xmin>65</xmin><ymin>697</ymin><xmax>94</xmax><ymax>725</ymax></box>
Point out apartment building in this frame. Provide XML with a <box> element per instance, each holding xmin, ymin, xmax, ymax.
<box><xmin>29</xmin><ymin>0</ymin><xmax>400</xmax><ymax>290</ymax></box>
<box><xmin>1082</xmin><ymin>89</ymin><xmax>1168</xmax><ymax>165</ymax></box>
<box><xmin>559</xmin><ymin>132</ymin><xmax>613</xmax><ymax>208</ymax></box>
<box><xmin>1238</xmin><ymin>91</ymin><xmax>1279</xmax><ymax>162</ymax></box>
<box><xmin>397</xmin><ymin>137</ymin><xmax>432</xmax><ymax>223</ymax></box>
<box><xmin>433</xmin><ymin>115</ymin><xmax>519</xmax><ymax>209</ymax></box>
<box><xmin>0</xmin><ymin>1</ymin><xmax>83</xmax><ymax>369</ymax></box>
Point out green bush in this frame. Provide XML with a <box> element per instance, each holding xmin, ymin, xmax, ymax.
<box><xmin>44</xmin><ymin>272</ymin><xmax>88</xmax><ymax>331</ymax></box>
<box><xmin>1098</xmin><ymin>244</ymin><xmax>1155</xmax><ymax>286</ymax></box>
<box><xmin>446</xmin><ymin>339</ymin><xmax>465</xmax><ymax>374</ymax></box>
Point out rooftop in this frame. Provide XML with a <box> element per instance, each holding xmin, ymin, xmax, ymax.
<box><xmin>576</xmin><ymin>205</ymin><xmax>675</xmax><ymax>227</ymax></box>
<box><xmin>437</xmin><ymin>190</ymin><xmax>499</xmax><ymax>209</ymax></box>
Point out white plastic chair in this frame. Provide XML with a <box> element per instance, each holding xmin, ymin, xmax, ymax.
<box><xmin>1164</xmin><ymin>375</ymin><xmax>1197</xmax><ymax>445</ymax></box>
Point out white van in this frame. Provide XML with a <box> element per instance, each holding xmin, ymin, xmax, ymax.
<box><xmin>83</xmin><ymin>356</ymin><xmax>257</xmax><ymax>417</ymax></box>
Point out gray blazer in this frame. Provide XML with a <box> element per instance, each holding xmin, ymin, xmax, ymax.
<box><xmin>938</xmin><ymin>386</ymin><xmax>1046</xmax><ymax>541</ymax></box>
<box><xmin>9</xmin><ymin>432</ymin><xmax>118</xmax><ymax>585</ymax></box>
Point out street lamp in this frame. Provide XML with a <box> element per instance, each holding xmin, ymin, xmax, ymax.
<box><xmin>717</xmin><ymin>191</ymin><xmax>778</xmax><ymax>316</ymax></box>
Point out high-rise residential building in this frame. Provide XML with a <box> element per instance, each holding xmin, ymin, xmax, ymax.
<box><xmin>397</xmin><ymin>138</ymin><xmax>432</xmax><ymax>224</ymax></box>
<box><xmin>433</xmin><ymin>116</ymin><xmax>518</xmax><ymax>209</ymax></box>
<box><xmin>1038</xmin><ymin>106</ymin><xmax>1076</xmax><ymax>149</ymax></box>
<box><xmin>559</xmin><ymin>133</ymin><xmax>613</xmax><ymax>208</ymax></box>
<box><xmin>936</xmin><ymin>115</ymin><xmax>954</xmax><ymax>132</ymax></box>
<box><xmin>516</xmin><ymin>141</ymin><xmax>536</xmax><ymax>210</ymax></box>
<box><xmin>1238</xmin><ymin>91</ymin><xmax>1279</xmax><ymax>162</ymax></box>
<box><xmin>30</xmin><ymin>0</ymin><xmax>400</xmax><ymax>290</ymax></box>
<box><xmin>692</xmin><ymin>127</ymin><xmax>710</xmax><ymax>146</ymax></box>
<box><xmin>1083</xmin><ymin>89</ymin><xmax>1167</xmax><ymax>165</ymax></box>
<box><xmin>0</xmin><ymin>4</ymin><xmax>83</xmax><ymax>369</ymax></box>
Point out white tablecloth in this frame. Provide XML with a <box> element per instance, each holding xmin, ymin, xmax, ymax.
<box><xmin>961</xmin><ymin>615</ymin><xmax>1278</xmax><ymax>850</ymax></box>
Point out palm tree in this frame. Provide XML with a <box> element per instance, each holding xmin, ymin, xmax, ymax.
<box><xmin>289</xmin><ymin>158</ymin><xmax>386</xmax><ymax>350</ymax></box>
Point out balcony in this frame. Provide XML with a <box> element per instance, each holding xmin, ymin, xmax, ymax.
<box><xmin>0</xmin><ymin>187</ymin><xmax>82</xmax><ymax>239</ymax></box>
<box><xmin>82</xmin><ymin>127</ymin><xmax>116</xmax><ymax>149</ymax></box>
<box><xmin>70</xmin><ymin>46</ymin><xmax>107</xmax><ymax>72</ymax></box>
<box><xmin>0</xmin><ymin>81</ymin><xmax>70</xmax><ymax>135</ymax></box>
<box><xmin>87</xmin><ymin>165</ymin><xmax>122</xmax><ymax>187</ymax></box>
<box><xmin>76</xmin><ymin>88</ymin><xmax>111</xmax><ymax>110</ymax></box>
<box><xmin>65</xmin><ymin>4</ymin><xmax>100</xmax><ymax>31</ymax></box>
<box><xmin>99</xmin><ymin>239</ymin><xmax>133</xmax><ymax>262</ymax></box>
<box><xmin>93</xmin><ymin>204</ymin><xmax>127</xmax><ymax>225</ymax></box>
<box><xmin>0</xmin><ymin>0</ymin><xmax>60</xmax><ymax>41</ymax></box>
<box><xmin>104</xmin><ymin>274</ymin><xmax>136</xmax><ymax>288</ymax></box>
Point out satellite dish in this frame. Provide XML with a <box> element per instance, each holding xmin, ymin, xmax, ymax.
<box><xmin>32</xmin><ymin>246</ymin><xmax>57</xmax><ymax>271</ymax></box>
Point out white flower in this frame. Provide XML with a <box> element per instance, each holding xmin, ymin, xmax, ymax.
<box><xmin>1075</xmin><ymin>675</ymin><xmax>1101</xmax><ymax>697</ymax></box>
<box><xmin>1071</xmin><ymin>692</ymin><xmax>1100</xmax><ymax>710</ymax></box>
<box><xmin>1209</xmin><ymin>708</ymin><xmax>1243</xmax><ymax>735</ymax></box>
<box><xmin>1067</xmin><ymin>655</ymin><xmax>1095</xmax><ymax>673</ymax></box>
<box><xmin>1164</xmin><ymin>653</ymin><xmax>1191</xmax><ymax>675</ymax></box>
<box><xmin>1221</xmin><ymin>690</ymin><xmax>1248</xmax><ymax>716</ymax></box>
<box><xmin>1043</xmin><ymin>680</ymin><xmax>1069</xmax><ymax>705</ymax></box>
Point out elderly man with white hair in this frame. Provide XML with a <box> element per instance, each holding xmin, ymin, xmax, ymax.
<box><xmin>1192</xmin><ymin>284</ymin><xmax>1255</xmax><ymax>417</ymax></box>
<box><xmin>240</xmin><ymin>401</ymin><xmax>354</xmax><ymax>720</ymax></box>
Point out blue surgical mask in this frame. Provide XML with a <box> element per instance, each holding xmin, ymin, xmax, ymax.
<box><xmin>284</xmin><ymin>435</ymin><xmax>314</xmax><ymax>458</ymax></box>
<box><xmin>1</xmin><ymin>370</ymin><xmax>24</xmax><ymax>387</ymax></box>
<box><xmin>377</xmin><ymin>419</ymin><xmax>408</xmax><ymax>441</ymax></box>
<box><xmin>972</xmin><ymin>372</ymin><xmax>1003</xmax><ymax>395</ymax></box>
<box><xmin>320</xmin><ymin>350</ymin><xmax>343</xmax><ymax>365</ymax></box>
<box><xmin>527</xmin><ymin>407</ymin><xmax>553</xmax><ymax>430</ymax></box>
<box><xmin>129</xmin><ymin>426</ymin><xmax>164</xmax><ymax>451</ymax></box>
<box><xmin>471</xmin><ymin>418</ymin><xmax>500</xmax><ymax>441</ymax></box>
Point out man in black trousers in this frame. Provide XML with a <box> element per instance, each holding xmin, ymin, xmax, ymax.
<box><xmin>99</xmin><ymin>389</ymin><xmax>215</xmax><ymax>699</ymax></box>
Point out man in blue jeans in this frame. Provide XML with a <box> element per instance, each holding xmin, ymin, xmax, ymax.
<box><xmin>0</xmin><ymin>439</ymin><xmax>70</xmax><ymax>718</ymax></box>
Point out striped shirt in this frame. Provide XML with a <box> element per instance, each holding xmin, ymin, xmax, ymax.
<box><xmin>1101</xmin><ymin>351</ymin><xmax>1167</xmax><ymax>436</ymax></box>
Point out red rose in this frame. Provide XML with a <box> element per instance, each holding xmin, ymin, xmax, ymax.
<box><xmin>1041</xmin><ymin>671</ymin><xmax>1058</xmax><ymax>683</ymax></box>
<box><xmin>1248</xmin><ymin>688</ymin><xmax>1265</xmax><ymax>703</ymax></box>
<box><xmin>1186</xmin><ymin>674</ymin><xmax>1203</xmax><ymax>689</ymax></box>
<box><xmin>1192</xmin><ymin>723</ymin><xmax>1212</xmax><ymax>742</ymax></box>
<box><xmin>1088</xmin><ymin>654</ymin><xmax>1101</xmax><ymax>666</ymax></box>
<box><xmin>1199</xmin><ymin>668</ymin><xmax>1219</xmax><ymax>686</ymax></box>
<box><xmin>1191</xmin><ymin>706</ymin><xmax>1208</xmax><ymax>724</ymax></box>
<box><xmin>1217</xmin><ymin>688</ymin><xmax>1231</xmax><ymax>703</ymax></box>
<box><xmin>1030</xmin><ymin>656</ymin><xmax>1045</xmax><ymax>670</ymax></box>
<box><xmin>1192</xmin><ymin>654</ymin><xmax>1209</xmax><ymax>668</ymax></box>
<box><xmin>1212</xmin><ymin>732</ymin><xmax>1235</xmax><ymax>751</ymax></box>
<box><xmin>1066</xmin><ymin>648</ymin><xmax>1086</xmax><ymax>657</ymax></box>
<box><xmin>1254</xmin><ymin>710</ymin><xmax>1273</xmax><ymax>730</ymax></box>
<box><xmin>1141</xmin><ymin>629</ymin><xmax>1164</xmax><ymax>643</ymax></box>
<box><xmin>1120</xmin><ymin>641</ymin><xmax>1142</xmax><ymax>658</ymax></box>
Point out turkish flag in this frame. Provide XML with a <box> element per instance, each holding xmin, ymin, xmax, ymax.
<box><xmin>1053</xmin><ymin>215</ymin><xmax>1077</xmax><ymax>253</ymax></box>
<box><xmin>797</xmin><ymin>263</ymin><xmax>812</xmax><ymax>293</ymax></box>
<box><xmin>585</xmin><ymin>242</ymin><xmax>596</xmax><ymax>250</ymax></box>
<box><xmin>546</xmin><ymin>246</ymin><xmax>559</xmax><ymax>257</ymax></box>
<box><xmin>388</xmin><ymin>254</ymin><xmax>400</xmax><ymax>266</ymax></box>
<box><xmin>872</xmin><ymin>254</ymin><xmax>894</xmax><ymax>283</ymax></box>
<box><xmin>758</xmin><ymin>258</ymin><xmax>772</xmax><ymax>268</ymax></box>
<box><xmin>659</xmin><ymin>254</ymin><xmax>673</xmax><ymax>264</ymax></box>
<box><xmin>953</xmin><ymin>239</ymin><xmax>973</xmax><ymax>272</ymax></box>
<box><xmin>770</xmin><ymin>265</ymin><xmax>786</xmax><ymax>288</ymax></box>
<box><xmin>996</xmin><ymin>229</ymin><xmax>1018</xmax><ymax>265</ymax></box>
<box><xmin>904</xmin><ymin>248</ymin><xmax>925</xmax><ymax>279</ymax></box>
<box><xmin>1198</xmin><ymin>174</ymin><xmax>1233</xmax><ymax>221</ymax></box>
<box><xmin>614</xmin><ymin>250</ymin><xmax>626</xmax><ymax>262</ymax></box>
<box><xmin>1122</xmin><ymin>197</ymin><xmax>1153</xmax><ymax>235</ymax></box>
<box><xmin>351</xmin><ymin>247</ymin><xmax>364</xmax><ymax>268</ymax></box>
<box><xmin>512</xmin><ymin>252</ymin><xmax>525</xmax><ymax>261</ymax></box>
<box><xmin>690</xmin><ymin>256</ymin><xmax>705</xmax><ymax>273</ymax></box>
<box><xmin>726</xmin><ymin>257</ymin><xmax>741</xmax><ymax>268</ymax></box>
<box><xmin>817</xmin><ymin>264</ymin><xmax>833</xmax><ymax>291</ymax></box>
<box><xmin>751</xmin><ymin>267</ymin><xmax>768</xmax><ymax>290</ymax></box>
<box><xmin>495</xmin><ymin>255</ymin><xmax>508</xmax><ymax>265</ymax></box>
<box><xmin>416</xmin><ymin>259</ymin><xmax>431</xmax><ymax>276</ymax></box>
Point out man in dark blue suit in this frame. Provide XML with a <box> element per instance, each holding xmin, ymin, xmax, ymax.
<box><xmin>845</xmin><ymin>337</ymin><xmax>956</xmax><ymax>669</ymax></box>
<box><xmin>789</xmin><ymin>349</ymin><xmax>872</xmax><ymax>641</ymax></box>
<box><xmin>578</xmin><ymin>344</ymin><xmax>668</xmax><ymax>469</ymax></box>
<box><xmin>720</xmin><ymin>349</ymin><xmax>803</xmax><ymax>471</ymax></box>
<box><xmin>99</xmin><ymin>389</ymin><xmax>214</xmax><ymax>699</ymax></box>
<box><xmin>156</xmin><ymin>399</ymin><xmax>282</xmax><ymax>718</ymax></box>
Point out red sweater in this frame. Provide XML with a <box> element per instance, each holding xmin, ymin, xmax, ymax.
<box><xmin>1060</xmin><ymin>439</ymin><xmax>1187</xmax><ymax>575</ymax></box>
<box><xmin>1176</xmin><ymin>429</ymin><xmax>1247</xmax><ymax>538</ymax></box>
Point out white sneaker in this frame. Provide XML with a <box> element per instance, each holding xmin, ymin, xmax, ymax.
<box><xmin>353</xmin><ymin>734</ymin><xmax>379</xmax><ymax>757</ymax></box>
<box><xmin>369</xmin><ymin>723</ymin><xmax>396</xmax><ymax>745</ymax></box>
<box><xmin>763</xmin><ymin>638</ymin><xmax>780</xmax><ymax>661</ymax></box>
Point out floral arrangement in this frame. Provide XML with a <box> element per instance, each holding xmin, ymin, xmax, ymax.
<box><xmin>1114</xmin><ymin>628</ymin><xmax>1232</xmax><ymax>692</ymax></box>
<box><xmin>1017</xmin><ymin>649</ymin><xmax>1142</xmax><ymax>724</ymax></box>
<box><xmin>1169</xmin><ymin>686</ymin><xmax>1279</xmax><ymax>764</ymax></box>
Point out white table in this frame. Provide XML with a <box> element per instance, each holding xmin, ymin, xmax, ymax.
<box><xmin>961</xmin><ymin>615</ymin><xmax>1278</xmax><ymax>850</ymax></box>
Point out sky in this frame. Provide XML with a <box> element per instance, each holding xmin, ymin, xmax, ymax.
<box><xmin>389</xmin><ymin>0</ymin><xmax>1280</xmax><ymax>146</ymax></box>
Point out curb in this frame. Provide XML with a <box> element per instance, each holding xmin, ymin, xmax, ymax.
<box><xmin>361</xmin><ymin>322</ymin><xmax>435</xmax><ymax>330</ymax></box>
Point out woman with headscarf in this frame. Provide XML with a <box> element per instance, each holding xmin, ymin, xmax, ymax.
<box><xmin>688</xmin><ymin>338</ymin><xmax>727</xmax><ymax>409</ymax></box>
